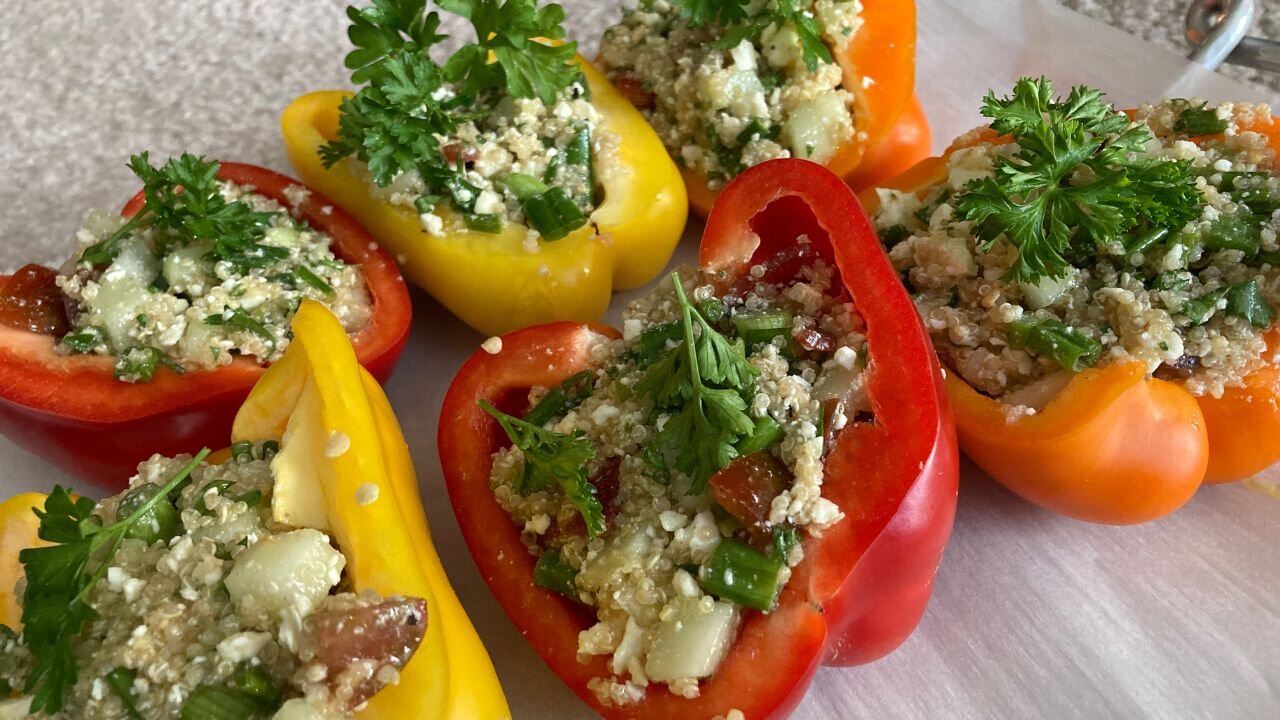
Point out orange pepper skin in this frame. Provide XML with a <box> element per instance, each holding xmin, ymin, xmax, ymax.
<box><xmin>842</xmin><ymin>94</ymin><xmax>932</xmax><ymax>193</ymax></box>
<box><xmin>678</xmin><ymin>0</ymin><xmax>919</xmax><ymax>217</ymax></box>
<box><xmin>947</xmin><ymin>364</ymin><xmax>1207</xmax><ymax>524</ymax></box>
<box><xmin>860</xmin><ymin>112</ymin><xmax>1280</xmax><ymax>520</ymax></box>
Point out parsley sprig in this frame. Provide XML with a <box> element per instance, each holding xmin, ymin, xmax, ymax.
<box><xmin>675</xmin><ymin>0</ymin><xmax>834</xmax><ymax>72</ymax></box>
<box><xmin>321</xmin><ymin>0</ymin><xmax>582</xmax><ymax>215</ymax></box>
<box><xmin>17</xmin><ymin>449</ymin><xmax>210</xmax><ymax>714</ymax></box>
<box><xmin>81</xmin><ymin>154</ymin><xmax>278</xmax><ymax>270</ymax></box>
<box><xmin>955</xmin><ymin>77</ymin><xmax>1202</xmax><ymax>283</ymax></box>
<box><xmin>636</xmin><ymin>273</ymin><xmax>758</xmax><ymax>492</ymax></box>
<box><xmin>480</xmin><ymin>400</ymin><xmax>605</xmax><ymax>537</ymax></box>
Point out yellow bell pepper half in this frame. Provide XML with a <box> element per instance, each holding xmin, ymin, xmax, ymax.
<box><xmin>282</xmin><ymin>56</ymin><xmax>688</xmax><ymax>337</ymax></box>
<box><xmin>0</xmin><ymin>301</ymin><xmax>510</xmax><ymax>720</ymax></box>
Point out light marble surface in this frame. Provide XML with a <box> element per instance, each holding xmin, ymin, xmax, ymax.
<box><xmin>0</xmin><ymin>1</ymin><xmax>1277</xmax><ymax>718</ymax></box>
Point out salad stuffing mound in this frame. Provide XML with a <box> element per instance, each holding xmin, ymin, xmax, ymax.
<box><xmin>0</xmin><ymin>444</ymin><xmax>425</xmax><ymax>719</ymax></box>
<box><xmin>598</xmin><ymin>0</ymin><xmax>862</xmax><ymax>188</ymax></box>
<box><xmin>53</xmin><ymin>153</ymin><xmax>370</xmax><ymax>383</ymax></box>
<box><xmin>484</xmin><ymin>261</ymin><xmax>869</xmax><ymax>706</ymax></box>
<box><xmin>321</xmin><ymin>0</ymin><xmax>617</xmax><ymax>245</ymax></box>
<box><xmin>875</xmin><ymin>78</ymin><xmax>1280</xmax><ymax>409</ymax></box>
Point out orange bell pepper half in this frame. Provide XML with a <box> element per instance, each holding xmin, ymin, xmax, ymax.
<box><xmin>667</xmin><ymin>0</ymin><xmax>922</xmax><ymax>217</ymax></box>
<box><xmin>862</xmin><ymin>112</ymin><xmax>1280</xmax><ymax>524</ymax></box>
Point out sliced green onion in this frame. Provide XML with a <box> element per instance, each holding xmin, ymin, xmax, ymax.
<box><xmin>61</xmin><ymin>326</ymin><xmax>106</xmax><ymax>354</ymax></box>
<box><xmin>179</xmin><ymin>685</ymin><xmax>262</xmax><ymax>720</ymax></box>
<box><xmin>770</xmin><ymin>526</ymin><xmax>800</xmax><ymax>564</ymax></box>
<box><xmin>521</xmin><ymin>187</ymin><xmax>588</xmax><ymax>241</ymax></box>
<box><xmin>735</xmin><ymin>416</ymin><xmax>785</xmax><ymax>456</ymax></box>
<box><xmin>524</xmin><ymin>370</ymin><xmax>596</xmax><ymax>426</ymax></box>
<box><xmin>1006</xmin><ymin>318</ymin><xmax>1101</xmax><ymax>372</ymax></box>
<box><xmin>733</xmin><ymin>309</ymin><xmax>794</xmax><ymax>352</ymax></box>
<box><xmin>119</xmin><ymin>483</ymin><xmax>181</xmax><ymax>544</ymax></box>
<box><xmin>258</xmin><ymin>440</ymin><xmax>280</xmax><ymax>461</ymax></box>
<box><xmin>533</xmin><ymin>549</ymin><xmax>579</xmax><ymax>599</ymax></box>
<box><xmin>204</xmin><ymin>311</ymin><xmax>277</xmax><ymax>353</ymax></box>
<box><xmin>294</xmin><ymin>265</ymin><xmax>334</xmax><ymax>295</ymax></box>
<box><xmin>1173</xmin><ymin>102</ymin><xmax>1229</xmax><ymax>136</ymax></box>
<box><xmin>505</xmin><ymin>172</ymin><xmax>550</xmax><ymax>201</ymax></box>
<box><xmin>697</xmin><ymin>298</ymin><xmax>725</xmax><ymax>324</ymax></box>
<box><xmin>1123</xmin><ymin>227</ymin><xmax>1169</xmax><ymax>255</ymax></box>
<box><xmin>413</xmin><ymin>194</ymin><xmax>443</xmax><ymax>215</ymax></box>
<box><xmin>1203</xmin><ymin>215</ymin><xmax>1261</xmax><ymax>255</ymax></box>
<box><xmin>1226</xmin><ymin>279</ymin><xmax>1276</xmax><ymax>328</ymax></box>
<box><xmin>105</xmin><ymin>667</ymin><xmax>143</xmax><ymax>720</ymax></box>
<box><xmin>229</xmin><ymin>664</ymin><xmax>282</xmax><ymax>711</ymax></box>
<box><xmin>698</xmin><ymin>539</ymin><xmax>784</xmax><ymax>612</ymax></box>
<box><xmin>463</xmin><ymin>212</ymin><xmax>503</xmax><ymax>234</ymax></box>
<box><xmin>230</xmin><ymin>441</ymin><xmax>254</xmax><ymax>463</ymax></box>
<box><xmin>1180</xmin><ymin>288</ymin><xmax>1228</xmax><ymax>325</ymax></box>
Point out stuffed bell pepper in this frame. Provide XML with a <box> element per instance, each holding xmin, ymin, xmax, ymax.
<box><xmin>282</xmin><ymin>0</ymin><xmax>688</xmax><ymax>337</ymax></box>
<box><xmin>0</xmin><ymin>300</ymin><xmax>508</xmax><ymax>719</ymax></box>
<box><xmin>440</xmin><ymin>159</ymin><xmax>957</xmax><ymax>718</ymax></box>
<box><xmin>595</xmin><ymin>0</ymin><xmax>930</xmax><ymax>216</ymax></box>
<box><xmin>0</xmin><ymin>154</ymin><xmax>411</xmax><ymax>488</ymax></box>
<box><xmin>864</xmin><ymin>77</ymin><xmax>1280</xmax><ymax>524</ymax></box>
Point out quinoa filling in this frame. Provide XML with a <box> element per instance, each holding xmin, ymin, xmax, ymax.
<box><xmin>874</xmin><ymin>83</ymin><xmax>1280</xmax><ymax>409</ymax></box>
<box><xmin>322</xmin><ymin>0</ymin><xmax>619</xmax><ymax>244</ymax></box>
<box><xmin>484</xmin><ymin>260</ymin><xmax>866</xmax><ymax>705</ymax></box>
<box><xmin>0</xmin><ymin>443</ymin><xmax>425</xmax><ymax>720</ymax></box>
<box><xmin>598</xmin><ymin>0</ymin><xmax>862</xmax><ymax>188</ymax></box>
<box><xmin>57</xmin><ymin>160</ymin><xmax>371</xmax><ymax>383</ymax></box>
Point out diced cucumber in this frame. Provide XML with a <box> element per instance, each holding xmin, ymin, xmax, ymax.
<box><xmin>782</xmin><ymin>93</ymin><xmax>848</xmax><ymax>163</ymax></box>
<box><xmin>643</xmin><ymin>597</ymin><xmax>740</xmax><ymax>683</ymax></box>
<box><xmin>273</xmin><ymin>699</ymin><xmax>322</xmax><ymax>720</ymax></box>
<box><xmin>225</xmin><ymin>529</ymin><xmax>345</xmax><ymax>616</ymax></box>
<box><xmin>577</xmin><ymin>532</ymin><xmax>651</xmax><ymax>590</ymax></box>
<box><xmin>92</xmin><ymin>276</ymin><xmax>155</xmax><ymax>351</ymax></box>
<box><xmin>105</xmin><ymin>236</ymin><xmax>160</xmax><ymax>284</ymax></box>
<box><xmin>163</xmin><ymin>239</ymin><xmax>214</xmax><ymax>291</ymax></box>
<box><xmin>262</xmin><ymin>226</ymin><xmax>302</xmax><ymax>248</ymax></box>
<box><xmin>1019</xmin><ymin>269</ymin><xmax>1077</xmax><ymax>310</ymax></box>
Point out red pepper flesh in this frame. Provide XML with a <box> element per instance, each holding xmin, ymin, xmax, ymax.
<box><xmin>440</xmin><ymin>159</ymin><xmax>958</xmax><ymax>718</ymax></box>
<box><xmin>0</xmin><ymin>162</ymin><xmax>411</xmax><ymax>488</ymax></box>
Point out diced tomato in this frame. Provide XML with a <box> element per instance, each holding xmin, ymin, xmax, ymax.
<box><xmin>794</xmin><ymin>326</ymin><xmax>836</xmax><ymax>353</ymax></box>
<box><xmin>613</xmin><ymin>76</ymin><xmax>655</xmax><ymax>109</ymax></box>
<box><xmin>709</xmin><ymin>452</ymin><xmax>788</xmax><ymax>546</ymax></box>
<box><xmin>0</xmin><ymin>264</ymin><xmax>69</xmax><ymax>336</ymax></box>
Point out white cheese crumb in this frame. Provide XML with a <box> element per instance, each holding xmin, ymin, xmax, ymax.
<box><xmin>833</xmin><ymin>345</ymin><xmax>857</xmax><ymax>370</ymax></box>
<box><xmin>325</xmin><ymin>430</ymin><xmax>351</xmax><ymax>458</ymax></box>
<box><xmin>217</xmin><ymin>631</ymin><xmax>272</xmax><ymax>663</ymax></box>
<box><xmin>356</xmin><ymin>483</ymin><xmax>380</xmax><ymax>506</ymax></box>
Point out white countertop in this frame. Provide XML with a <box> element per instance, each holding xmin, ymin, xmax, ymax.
<box><xmin>0</xmin><ymin>1</ymin><xmax>1276</xmax><ymax>717</ymax></box>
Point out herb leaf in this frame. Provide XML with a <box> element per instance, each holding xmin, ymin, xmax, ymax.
<box><xmin>439</xmin><ymin>0</ymin><xmax>580</xmax><ymax>104</ymax></box>
<box><xmin>479</xmin><ymin>400</ymin><xmax>604</xmax><ymax>537</ymax></box>
<box><xmin>956</xmin><ymin>77</ymin><xmax>1201</xmax><ymax>283</ymax></box>
<box><xmin>19</xmin><ymin>450</ymin><xmax>209</xmax><ymax>713</ymax></box>
<box><xmin>637</xmin><ymin>273</ymin><xmax>758</xmax><ymax>492</ymax></box>
<box><xmin>679</xmin><ymin>0</ymin><xmax>834</xmax><ymax>72</ymax></box>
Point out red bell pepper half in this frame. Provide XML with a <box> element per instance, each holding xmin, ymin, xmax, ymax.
<box><xmin>0</xmin><ymin>162</ymin><xmax>411</xmax><ymax>488</ymax></box>
<box><xmin>439</xmin><ymin>159</ymin><xmax>958</xmax><ymax>718</ymax></box>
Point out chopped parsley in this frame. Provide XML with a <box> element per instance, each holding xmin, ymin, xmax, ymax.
<box><xmin>16</xmin><ymin>450</ymin><xmax>210</xmax><ymax>714</ymax></box>
<box><xmin>956</xmin><ymin>77</ymin><xmax>1202</xmax><ymax>283</ymax></box>
<box><xmin>674</xmin><ymin>0</ymin><xmax>835</xmax><ymax>71</ymax></box>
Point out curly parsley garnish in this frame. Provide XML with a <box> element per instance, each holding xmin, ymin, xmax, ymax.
<box><xmin>955</xmin><ymin>77</ymin><xmax>1202</xmax><ymax>283</ymax></box>
<box><xmin>480</xmin><ymin>400</ymin><xmax>605</xmax><ymax>538</ymax></box>
<box><xmin>16</xmin><ymin>449</ymin><xmax>210</xmax><ymax>714</ymax></box>
<box><xmin>320</xmin><ymin>0</ymin><xmax>582</xmax><ymax>218</ymax></box>
<box><xmin>637</xmin><ymin>272</ymin><xmax>759</xmax><ymax>492</ymax></box>
<box><xmin>674</xmin><ymin>0</ymin><xmax>834</xmax><ymax>72</ymax></box>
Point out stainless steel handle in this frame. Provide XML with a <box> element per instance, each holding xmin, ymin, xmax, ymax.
<box><xmin>1186</xmin><ymin>0</ymin><xmax>1280</xmax><ymax>73</ymax></box>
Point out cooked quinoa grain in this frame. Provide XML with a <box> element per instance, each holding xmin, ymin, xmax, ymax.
<box><xmin>598</xmin><ymin>0</ymin><xmax>861</xmax><ymax>188</ymax></box>
<box><xmin>487</xmin><ymin>261</ymin><xmax>866</xmax><ymax>704</ymax></box>
<box><xmin>875</xmin><ymin>97</ymin><xmax>1280</xmax><ymax>406</ymax></box>
<box><xmin>0</xmin><ymin>447</ymin><xmax>425</xmax><ymax>719</ymax></box>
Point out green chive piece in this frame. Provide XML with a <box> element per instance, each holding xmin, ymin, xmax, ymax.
<box><xmin>733</xmin><ymin>309</ymin><xmax>794</xmax><ymax>351</ymax></box>
<box><xmin>463</xmin><ymin>212</ymin><xmax>503</xmax><ymax>234</ymax></box>
<box><xmin>294</xmin><ymin>265</ymin><xmax>334</xmax><ymax>295</ymax></box>
<box><xmin>1006</xmin><ymin>318</ymin><xmax>1101</xmax><ymax>372</ymax></box>
<box><xmin>521</xmin><ymin>187</ymin><xmax>587</xmax><ymax>241</ymax></box>
<box><xmin>230</xmin><ymin>441</ymin><xmax>254</xmax><ymax>463</ymax></box>
<box><xmin>533</xmin><ymin>549</ymin><xmax>579</xmax><ymax>599</ymax></box>
<box><xmin>698</xmin><ymin>539</ymin><xmax>784</xmax><ymax>612</ymax></box>
<box><xmin>524</xmin><ymin>370</ymin><xmax>596</xmax><ymax>427</ymax></box>
<box><xmin>1225</xmin><ymin>279</ymin><xmax>1276</xmax><ymax>328</ymax></box>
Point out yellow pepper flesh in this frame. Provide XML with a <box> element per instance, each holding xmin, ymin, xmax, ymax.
<box><xmin>0</xmin><ymin>301</ymin><xmax>510</xmax><ymax>720</ymax></box>
<box><xmin>282</xmin><ymin>56</ymin><xmax>688</xmax><ymax>337</ymax></box>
